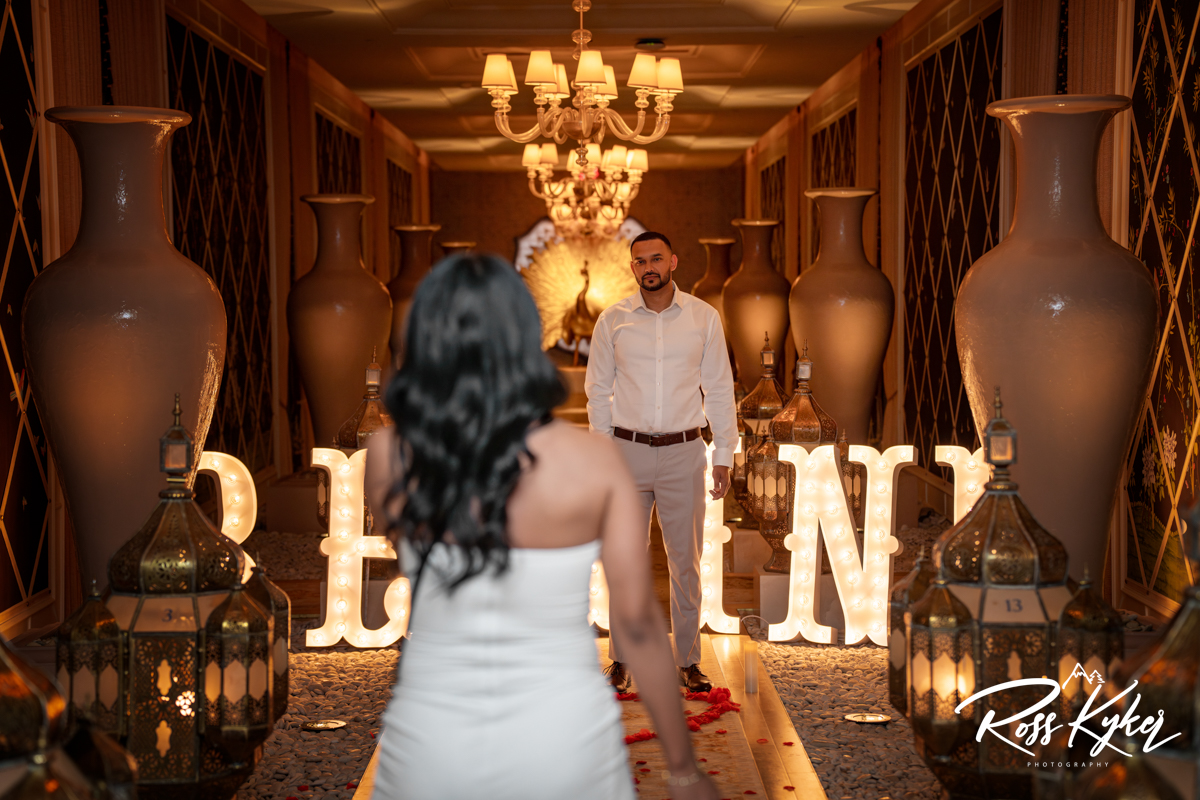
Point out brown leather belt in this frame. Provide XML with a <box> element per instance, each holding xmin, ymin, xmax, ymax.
<box><xmin>614</xmin><ymin>426</ymin><xmax>702</xmax><ymax>447</ymax></box>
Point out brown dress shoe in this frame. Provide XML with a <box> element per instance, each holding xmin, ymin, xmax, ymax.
<box><xmin>679</xmin><ymin>663</ymin><xmax>712</xmax><ymax>693</ymax></box>
<box><xmin>604</xmin><ymin>660</ymin><xmax>633</xmax><ymax>693</ymax></box>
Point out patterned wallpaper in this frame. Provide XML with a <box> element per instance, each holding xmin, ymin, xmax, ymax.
<box><xmin>1124</xmin><ymin>0</ymin><xmax>1200</xmax><ymax>605</ymax></box>
<box><xmin>903</xmin><ymin>8</ymin><xmax>1004</xmax><ymax>479</ymax></box>
<box><xmin>316</xmin><ymin>113</ymin><xmax>362</xmax><ymax>194</ymax></box>
<box><xmin>0</xmin><ymin>0</ymin><xmax>50</xmax><ymax>612</ymax></box>
<box><xmin>167</xmin><ymin>15</ymin><xmax>274</xmax><ymax>476</ymax></box>
<box><xmin>810</xmin><ymin>108</ymin><xmax>857</xmax><ymax>262</ymax></box>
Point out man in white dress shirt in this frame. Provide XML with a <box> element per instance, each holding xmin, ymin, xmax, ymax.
<box><xmin>585</xmin><ymin>231</ymin><xmax>737</xmax><ymax>693</ymax></box>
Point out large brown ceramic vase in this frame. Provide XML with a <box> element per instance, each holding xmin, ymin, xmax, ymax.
<box><xmin>388</xmin><ymin>224</ymin><xmax>441</xmax><ymax>366</ymax></box>
<box><xmin>23</xmin><ymin>107</ymin><xmax>227</xmax><ymax>587</ymax></box>
<box><xmin>288</xmin><ymin>195</ymin><xmax>391</xmax><ymax>448</ymax></box>
<box><xmin>692</xmin><ymin>238</ymin><xmax>736</xmax><ymax>321</ymax></box>
<box><xmin>789</xmin><ymin>189</ymin><xmax>893</xmax><ymax>444</ymax></box>
<box><xmin>956</xmin><ymin>95</ymin><xmax>1158</xmax><ymax>580</ymax></box>
<box><xmin>723</xmin><ymin>220</ymin><xmax>789</xmax><ymax>392</ymax></box>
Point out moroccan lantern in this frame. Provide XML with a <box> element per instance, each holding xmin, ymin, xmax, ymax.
<box><xmin>918</xmin><ymin>389</ymin><xmax>1072</xmax><ymax>799</ymax></box>
<box><xmin>2</xmin><ymin>633</ymin><xmax>136</xmax><ymax>800</ymax></box>
<box><xmin>101</xmin><ymin>397</ymin><xmax>272</xmax><ymax>799</ymax></box>
<box><xmin>907</xmin><ymin>572</ymin><xmax>975</xmax><ymax>759</ymax></box>
<box><xmin>243</xmin><ymin>565</ymin><xmax>290</xmax><ymax>723</ymax></box>
<box><xmin>889</xmin><ymin>546</ymin><xmax>935</xmax><ymax>716</ymax></box>
<box><xmin>745</xmin><ymin>426</ymin><xmax>794</xmax><ymax>572</ymax></box>
<box><xmin>1104</xmin><ymin>502</ymin><xmax>1200</xmax><ymax>800</ymax></box>
<box><xmin>730</xmin><ymin>405</ymin><xmax>756</xmax><ymax>520</ymax></box>
<box><xmin>736</xmin><ymin>333</ymin><xmax>786</xmax><ymax>532</ymax></box>
<box><xmin>334</xmin><ymin>348</ymin><xmax>393</xmax><ymax>450</ymax></box>
<box><xmin>56</xmin><ymin>581</ymin><xmax>123</xmax><ymax>733</ymax></box>
<box><xmin>1055</xmin><ymin>567</ymin><xmax>1123</xmax><ymax>720</ymax></box>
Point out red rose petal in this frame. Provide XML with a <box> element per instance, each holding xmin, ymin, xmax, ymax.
<box><xmin>783</xmin><ymin>741</ymin><xmax>794</xmax><ymax>746</ymax></box>
<box><xmin>634</xmin><ymin>778</ymin><xmax>640</xmax><ymax>784</ymax></box>
<box><xmin>297</xmin><ymin>787</ymin><xmax>308</xmax><ymax>792</ymax></box>
<box><xmin>708</xmin><ymin>770</ymin><xmax>721</xmax><ymax>775</ymax></box>
<box><xmin>756</xmin><ymin>738</ymin><xmax>768</xmax><ymax>743</ymax></box>
<box><xmin>783</xmin><ymin>787</ymin><xmax>795</xmax><ymax>791</ymax></box>
<box><xmin>716</xmin><ymin>729</ymin><xmax>726</xmax><ymax>734</ymax></box>
<box><xmin>639</xmin><ymin>768</ymin><xmax>651</xmax><ymax>773</ymax></box>
<box><xmin>347</xmin><ymin>783</ymin><xmax>356</xmax><ymax>790</ymax></box>
<box><xmin>744</xmin><ymin>792</ymin><xmax>758</xmax><ymax>796</ymax></box>
<box><xmin>698</xmin><ymin>758</ymin><xmax>708</xmax><ymax>762</ymax></box>
<box><xmin>636</xmin><ymin>761</ymin><xmax>646</xmax><ymax>765</ymax></box>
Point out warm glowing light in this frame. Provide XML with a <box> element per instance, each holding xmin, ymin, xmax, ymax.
<box><xmin>198</xmin><ymin>450</ymin><xmax>258</xmax><ymax>581</ymax></box>
<box><xmin>769</xmin><ymin>444</ymin><xmax>914</xmax><ymax>646</ymax></box>
<box><xmin>307</xmin><ymin>448</ymin><xmax>410</xmax><ymax>648</ymax></box>
<box><xmin>936</xmin><ymin>446</ymin><xmax>987</xmax><ymax>523</ymax></box>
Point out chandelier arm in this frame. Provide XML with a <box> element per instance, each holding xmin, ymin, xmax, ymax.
<box><xmin>600</xmin><ymin>108</ymin><xmax>649</xmax><ymax>140</ymax></box>
<box><xmin>495</xmin><ymin>114</ymin><xmax>548</xmax><ymax>144</ymax></box>
<box><xmin>624</xmin><ymin>115</ymin><xmax>671</xmax><ymax>146</ymax></box>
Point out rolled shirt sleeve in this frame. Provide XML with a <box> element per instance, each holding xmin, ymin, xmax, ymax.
<box><xmin>584</xmin><ymin>311</ymin><xmax>616</xmax><ymax>437</ymax></box>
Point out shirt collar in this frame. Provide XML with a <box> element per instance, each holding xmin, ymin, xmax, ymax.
<box><xmin>631</xmin><ymin>282</ymin><xmax>683</xmax><ymax>313</ymax></box>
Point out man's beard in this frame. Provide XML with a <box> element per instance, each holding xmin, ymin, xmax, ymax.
<box><xmin>639</xmin><ymin>272</ymin><xmax>664</xmax><ymax>290</ymax></box>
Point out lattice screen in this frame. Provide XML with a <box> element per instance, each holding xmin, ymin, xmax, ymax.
<box><xmin>388</xmin><ymin>159</ymin><xmax>415</xmax><ymax>280</ymax></box>
<box><xmin>903</xmin><ymin>9</ymin><xmax>1003</xmax><ymax>479</ymax></box>
<box><xmin>1123</xmin><ymin>0</ymin><xmax>1200</xmax><ymax>605</ymax></box>
<box><xmin>759</xmin><ymin>156</ymin><xmax>786</xmax><ymax>268</ymax></box>
<box><xmin>810</xmin><ymin>108</ymin><xmax>857</xmax><ymax>262</ymax></box>
<box><xmin>0</xmin><ymin>0</ymin><xmax>50</xmax><ymax>612</ymax></box>
<box><xmin>167</xmin><ymin>15</ymin><xmax>274</xmax><ymax>475</ymax></box>
<box><xmin>316</xmin><ymin>113</ymin><xmax>362</xmax><ymax>194</ymax></box>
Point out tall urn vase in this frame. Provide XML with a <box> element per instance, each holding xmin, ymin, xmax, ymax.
<box><xmin>723</xmin><ymin>220</ymin><xmax>789</xmax><ymax>392</ymax></box>
<box><xmin>288</xmin><ymin>195</ymin><xmax>392</xmax><ymax>448</ymax></box>
<box><xmin>692</xmin><ymin>238</ymin><xmax>736</xmax><ymax>323</ymax></box>
<box><xmin>790</xmin><ymin>189</ymin><xmax>893</xmax><ymax>444</ymax></box>
<box><xmin>955</xmin><ymin>95</ymin><xmax>1158</xmax><ymax>580</ymax></box>
<box><xmin>23</xmin><ymin>107</ymin><xmax>227</xmax><ymax>587</ymax></box>
<box><xmin>389</xmin><ymin>224</ymin><xmax>441</xmax><ymax>366</ymax></box>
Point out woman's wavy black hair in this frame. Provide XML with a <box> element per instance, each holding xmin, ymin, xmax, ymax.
<box><xmin>383</xmin><ymin>253</ymin><xmax>567</xmax><ymax>590</ymax></box>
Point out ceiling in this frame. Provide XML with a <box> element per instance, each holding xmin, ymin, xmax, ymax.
<box><xmin>248</xmin><ymin>0</ymin><xmax>918</xmax><ymax>170</ymax></box>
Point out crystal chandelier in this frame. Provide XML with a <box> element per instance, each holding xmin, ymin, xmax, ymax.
<box><xmin>524</xmin><ymin>142</ymin><xmax>648</xmax><ymax>238</ymax></box>
<box><xmin>481</xmin><ymin>0</ymin><xmax>682</xmax><ymax>169</ymax></box>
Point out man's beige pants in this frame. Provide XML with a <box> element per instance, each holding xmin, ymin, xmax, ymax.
<box><xmin>608</xmin><ymin>435</ymin><xmax>706</xmax><ymax>668</ymax></box>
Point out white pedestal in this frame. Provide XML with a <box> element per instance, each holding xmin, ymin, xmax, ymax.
<box><xmin>732</xmin><ymin>527</ymin><xmax>773</xmax><ymax>574</ymax></box>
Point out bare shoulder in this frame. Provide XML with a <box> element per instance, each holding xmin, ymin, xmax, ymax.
<box><xmin>526</xmin><ymin>421</ymin><xmax>626</xmax><ymax>483</ymax></box>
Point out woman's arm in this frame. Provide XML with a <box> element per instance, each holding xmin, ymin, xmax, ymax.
<box><xmin>598</xmin><ymin>443</ymin><xmax>717</xmax><ymax>800</ymax></box>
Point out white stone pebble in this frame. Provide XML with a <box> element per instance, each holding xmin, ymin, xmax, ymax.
<box><xmin>746</xmin><ymin>618</ymin><xmax>947</xmax><ymax>800</ymax></box>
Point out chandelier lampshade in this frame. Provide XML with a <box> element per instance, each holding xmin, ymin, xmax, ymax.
<box><xmin>481</xmin><ymin>0</ymin><xmax>682</xmax><ymax>168</ymax></box>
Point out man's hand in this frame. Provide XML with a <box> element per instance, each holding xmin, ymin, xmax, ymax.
<box><xmin>710</xmin><ymin>466</ymin><xmax>731</xmax><ymax>500</ymax></box>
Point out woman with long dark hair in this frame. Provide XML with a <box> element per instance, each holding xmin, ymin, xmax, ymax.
<box><xmin>366</xmin><ymin>254</ymin><xmax>717</xmax><ymax>799</ymax></box>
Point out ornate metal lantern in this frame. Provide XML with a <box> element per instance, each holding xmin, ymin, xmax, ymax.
<box><xmin>2</xmin><ymin>633</ymin><xmax>136</xmax><ymax>800</ymax></box>
<box><xmin>243</xmin><ymin>565</ymin><xmax>290</xmax><ymax>723</ymax></box>
<box><xmin>1104</xmin><ymin>502</ymin><xmax>1200</xmax><ymax>800</ymax></box>
<box><xmin>907</xmin><ymin>572</ymin><xmax>975</xmax><ymax>758</ymax></box>
<box><xmin>334</xmin><ymin>349</ymin><xmax>393</xmax><ymax>450</ymax></box>
<box><xmin>917</xmin><ymin>389</ymin><xmax>1072</xmax><ymax>799</ymax></box>
<box><xmin>88</xmin><ymin>399</ymin><xmax>273</xmax><ymax>799</ymax></box>
<box><xmin>744</xmin><ymin>426</ymin><xmax>794</xmax><ymax>572</ymax></box>
<box><xmin>769</xmin><ymin>344</ymin><xmax>836</xmax><ymax>446</ymax></box>
<box><xmin>56</xmin><ymin>581</ymin><xmax>123</xmax><ymax>734</ymax></box>
<box><xmin>735</xmin><ymin>334</ymin><xmax>786</xmax><ymax>533</ymax></box>
<box><xmin>1055</xmin><ymin>567</ymin><xmax>1123</xmax><ymax>720</ymax></box>
<box><xmin>889</xmin><ymin>546</ymin><xmax>934</xmax><ymax>716</ymax></box>
<box><xmin>730</xmin><ymin>406</ymin><xmax>756</xmax><ymax>520</ymax></box>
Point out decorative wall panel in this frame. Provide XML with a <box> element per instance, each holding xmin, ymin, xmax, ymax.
<box><xmin>388</xmin><ymin>159</ymin><xmax>415</xmax><ymax>279</ymax></box>
<box><xmin>167</xmin><ymin>15</ymin><xmax>274</xmax><ymax>475</ymax></box>
<box><xmin>1123</xmin><ymin>0</ymin><xmax>1200</xmax><ymax>605</ymax></box>
<box><xmin>316</xmin><ymin>113</ymin><xmax>361</xmax><ymax>194</ymax></box>
<box><xmin>810</xmin><ymin>108</ymin><xmax>858</xmax><ymax>261</ymax></box>
<box><xmin>759</xmin><ymin>156</ymin><xmax>786</xmax><ymax>268</ymax></box>
<box><xmin>0</xmin><ymin>0</ymin><xmax>50</xmax><ymax>611</ymax></box>
<box><xmin>903</xmin><ymin>8</ymin><xmax>1003</xmax><ymax>478</ymax></box>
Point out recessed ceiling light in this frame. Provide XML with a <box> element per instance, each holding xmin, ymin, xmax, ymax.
<box><xmin>635</xmin><ymin>39</ymin><xmax>666</xmax><ymax>52</ymax></box>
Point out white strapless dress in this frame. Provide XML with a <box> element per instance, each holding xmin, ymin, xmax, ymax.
<box><xmin>374</xmin><ymin>540</ymin><xmax>635</xmax><ymax>799</ymax></box>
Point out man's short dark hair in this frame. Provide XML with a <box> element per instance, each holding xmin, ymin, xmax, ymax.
<box><xmin>630</xmin><ymin>231</ymin><xmax>672</xmax><ymax>254</ymax></box>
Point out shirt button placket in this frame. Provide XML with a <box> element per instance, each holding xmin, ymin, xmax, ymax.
<box><xmin>655</xmin><ymin>315</ymin><xmax>663</xmax><ymax>428</ymax></box>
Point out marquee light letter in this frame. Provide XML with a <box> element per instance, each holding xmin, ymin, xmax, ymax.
<box><xmin>199</xmin><ymin>451</ymin><xmax>258</xmax><ymax>580</ymax></box>
<box><xmin>306</xmin><ymin>448</ymin><xmax>410</xmax><ymax>649</ymax></box>
<box><xmin>935</xmin><ymin>446</ymin><xmax>987</xmax><ymax>523</ymax></box>
<box><xmin>769</xmin><ymin>444</ymin><xmax>913</xmax><ymax>646</ymax></box>
<box><xmin>587</xmin><ymin>442</ymin><xmax>739</xmax><ymax>633</ymax></box>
